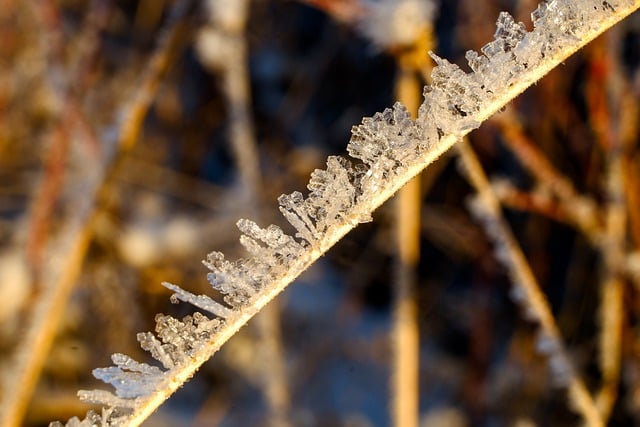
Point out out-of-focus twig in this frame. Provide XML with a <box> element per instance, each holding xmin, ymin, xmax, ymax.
<box><xmin>388</xmin><ymin>9</ymin><xmax>435</xmax><ymax>427</ymax></box>
<box><xmin>197</xmin><ymin>1</ymin><xmax>291</xmax><ymax>425</ymax></box>
<box><xmin>392</xmin><ymin>63</ymin><xmax>422</xmax><ymax>427</ymax></box>
<box><xmin>457</xmin><ymin>139</ymin><xmax>603</xmax><ymax>427</ymax></box>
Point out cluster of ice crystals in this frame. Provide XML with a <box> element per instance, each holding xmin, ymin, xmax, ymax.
<box><xmin>348</xmin><ymin>102</ymin><xmax>415</xmax><ymax>165</ymax></box>
<box><xmin>422</xmin><ymin>55</ymin><xmax>483</xmax><ymax>135</ymax></box>
<box><xmin>154</xmin><ymin>312</ymin><xmax>218</xmax><ymax>361</ymax></box>
<box><xmin>306</xmin><ymin>156</ymin><xmax>359</xmax><ymax>229</ymax></box>
<box><xmin>92</xmin><ymin>353</ymin><xmax>164</xmax><ymax>399</ymax></box>
<box><xmin>278</xmin><ymin>191</ymin><xmax>320</xmax><ymax>244</ymax></box>
<box><xmin>50</xmin><ymin>408</ymin><xmax>123</xmax><ymax>427</ymax></box>
<box><xmin>347</xmin><ymin>102</ymin><xmax>424</xmax><ymax>195</ymax></box>
<box><xmin>237</xmin><ymin>219</ymin><xmax>303</xmax><ymax>272</ymax></box>
<box><xmin>495</xmin><ymin>12</ymin><xmax>527</xmax><ymax>52</ymax></box>
<box><xmin>65</xmin><ymin>311</ymin><xmax>222</xmax><ymax>421</ymax></box>
<box><xmin>137</xmin><ymin>331</ymin><xmax>176</xmax><ymax>370</ymax></box>
<box><xmin>203</xmin><ymin>214</ymin><xmax>311</xmax><ymax>306</ymax></box>
<box><xmin>204</xmin><ymin>251</ymin><xmax>258</xmax><ymax>306</ymax></box>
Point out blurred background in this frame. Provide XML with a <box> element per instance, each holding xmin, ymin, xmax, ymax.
<box><xmin>0</xmin><ymin>0</ymin><xmax>639</xmax><ymax>426</ymax></box>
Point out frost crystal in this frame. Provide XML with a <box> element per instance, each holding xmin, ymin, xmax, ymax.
<box><xmin>348</xmin><ymin>102</ymin><xmax>415</xmax><ymax>166</ymax></box>
<box><xmin>535</xmin><ymin>330</ymin><xmax>573</xmax><ymax>387</ymax></box>
<box><xmin>204</xmin><ymin>251</ymin><xmax>258</xmax><ymax>306</ymax></box>
<box><xmin>347</xmin><ymin>102</ymin><xmax>423</xmax><ymax>196</ymax></box>
<box><xmin>306</xmin><ymin>156</ymin><xmax>358</xmax><ymax>231</ymax></box>
<box><xmin>237</xmin><ymin>219</ymin><xmax>303</xmax><ymax>261</ymax></box>
<box><xmin>78</xmin><ymin>389</ymin><xmax>138</xmax><ymax>409</ymax></box>
<box><xmin>162</xmin><ymin>281</ymin><xmax>233</xmax><ymax>318</ymax></box>
<box><xmin>92</xmin><ymin>353</ymin><xmax>164</xmax><ymax>399</ymax></box>
<box><xmin>155</xmin><ymin>313</ymin><xmax>218</xmax><ymax>361</ymax></box>
<box><xmin>278</xmin><ymin>191</ymin><xmax>320</xmax><ymax>243</ymax></box>
<box><xmin>494</xmin><ymin>12</ymin><xmax>527</xmax><ymax>52</ymax></box>
<box><xmin>422</xmin><ymin>54</ymin><xmax>483</xmax><ymax>134</ymax></box>
<box><xmin>50</xmin><ymin>409</ymin><xmax>117</xmax><ymax>427</ymax></box>
<box><xmin>137</xmin><ymin>331</ymin><xmax>175</xmax><ymax>370</ymax></box>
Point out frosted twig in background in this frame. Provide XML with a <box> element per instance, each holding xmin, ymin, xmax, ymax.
<box><xmin>197</xmin><ymin>2</ymin><xmax>291</xmax><ymax>424</ymax></box>
<box><xmin>52</xmin><ymin>1</ymin><xmax>640</xmax><ymax>425</ymax></box>
<box><xmin>197</xmin><ymin>0</ymin><xmax>260</xmax><ymax>200</ymax></box>
<box><xmin>456</xmin><ymin>139</ymin><xmax>603</xmax><ymax>426</ymax></box>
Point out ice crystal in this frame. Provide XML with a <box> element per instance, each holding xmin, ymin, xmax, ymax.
<box><xmin>347</xmin><ymin>102</ymin><xmax>424</xmax><ymax>195</ymax></box>
<box><xmin>162</xmin><ymin>281</ymin><xmax>233</xmax><ymax>318</ymax></box>
<box><xmin>92</xmin><ymin>353</ymin><xmax>164</xmax><ymax>399</ymax></box>
<box><xmin>306</xmin><ymin>156</ymin><xmax>359</xmax><ymax>231</ymax></box>
<box><xmin>237</xmin><ymin>219</ymin><xmax>304</xmax><ymax>262</ymax></box>
<box><xmin>204</xmin><ymin>251</ymin><xmax>258</xmax><ymax>306</ymax></box>
<box><xmin>78</xmin><ymin>389</ymin><xmax>138</xmax><ymax>409</ymax></box>
<box><xmin>423</xmin><ymin>54</ymin><xmax>483</xmax><ymax>133</ymax></box>
<box><xmin>495</xmin><ymin>12</ymin><xmax>527</xmax><ymax>52</ymax></box>
<box><xmin>50</xmin><ymin>409</ymin><xmax>123</xmax><ymax>427</ymax></box>
<box><xmin>535</xmin><ymin>330</ymin><xmax>573</xmax><ymax>386</ymax></box>
<box><xmin>348</xmin><ymin>102</ymin><xmax>416</xmax><ymax>166</ymax></box>
<box><xmin>154</xmin><ymin>313</ymin><xmax>218</xmax><ymax>360</ymax></box>
<box><xmin>137</xmin><ymin>331</ymin><xmax>176</xmax><ymax>370</ymax></box>
<box><xmin>278</xmin><ymin>191</ymin><xmax>320</xmax><ymax>243</ymax></box>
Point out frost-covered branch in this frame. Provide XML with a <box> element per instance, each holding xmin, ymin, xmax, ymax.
<box><xmin>52</xmin><ymin>1</ymin><xmax>640</xmax><ymax>426</ymax></box>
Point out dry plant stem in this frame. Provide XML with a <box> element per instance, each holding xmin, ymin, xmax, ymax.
<box><xmin>391</xmin><ymin>65</ymin><xmax>422</xmax><ymax>427</ymax></box>
<box><xmin>626</xmin><ymin>155</ymin><xmax>640</xmax><ymax>250</ymax></box>
<box><xmin>587</xmin><ymin>34</ymin><xmax>626</xmax><ymax>420</ymax></box>
<box><xmin>58</xmin><ymin>2</ymin><xmax>640</xmax><ymax>425</ymax></box>
<box><xmin>596</xmin><ymin>165</ymin><xmax>625</xmax><ymax>421</ymax></box>
<box><xmin>0</xmin><ymin>6</ymin><xmax>189</xmax><ymax>426</ymax></box>
<box><xmin>456</xmin><ymin>140</ymin><xmax>603</xmax><ymax>427</ymax></box>
<box><xmin>619</xmin><ymin>86</ymin><xmax>640</xmax><ymax>273</ymax></box>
